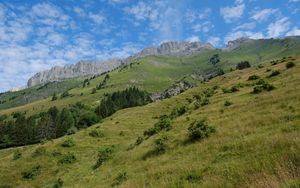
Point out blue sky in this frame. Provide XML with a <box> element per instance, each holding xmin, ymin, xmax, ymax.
<box><xmin>0</xmin><ymin>0</ymin><xmax>300</xmax><ymax>92</ymax></box>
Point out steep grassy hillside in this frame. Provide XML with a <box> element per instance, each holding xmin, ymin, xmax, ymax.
<box><xmin>1</xmin><ymin>38</ymin><xmax>300</xmax><ymax>116</ymax></box>
<box><xmin>0</xmin><ymin>78</ymin><xmax>83</xmax><ymax>110</ymax></box>
<box><xmin>0</xmin><ymin>57</ymin><xmax>299</xmax><ymax>187</ymax></box>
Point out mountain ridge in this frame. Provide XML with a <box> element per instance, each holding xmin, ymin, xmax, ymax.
<box><xmin>27</xmin><ymin>41</ymin><xmax>214</xmax><ymax>87</ymax></box>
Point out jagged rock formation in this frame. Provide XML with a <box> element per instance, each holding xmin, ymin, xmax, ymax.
<box><xmin>150</xmin><ymin>81</ymin><xmax>193</xmax><ymax>101</ymax></box>
<box><xmin>125</xmin><ymin>41</ymin><xmax>214</xmax><ymax>63</ymax></box>
<box><xmin>27</xmin><ymin>41</ymin><xmax>214</xmax><ymax>87</ymax></box>
<box><xmin>27</xmin><ymin>59</ymin><xmax>122</xmax><ymax>87</ymax></box>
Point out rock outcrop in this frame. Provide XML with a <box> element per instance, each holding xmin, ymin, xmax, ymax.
<box><xmin>27</xmin><ymin>59</ymin><xmax>122</xmax><ymax>87</ymax></box>
<box><xmin>27</xmin><ymin>41</ymin><xmax>214</xmax><ymax>87</ymax></box>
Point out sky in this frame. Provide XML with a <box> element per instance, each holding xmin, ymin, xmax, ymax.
<box><xmin>0</xmin><ymin>0</ymin><xmax>300</xmax><ymax>92</ymax></box>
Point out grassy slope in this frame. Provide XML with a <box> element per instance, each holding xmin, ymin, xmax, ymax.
<box><xmin>2</xmin><ymin>38</ymin><xmax>300</xmax><ymax>116</ymax></box>
<box><xmin>0</xmin><ymin>78</ymin><xmax>83</xmax><ymax>110</ymax></box>
<box><xmin>0</xmin><ymin>57</ymin><xmax>299</xmax><ymax>187</ymax></box>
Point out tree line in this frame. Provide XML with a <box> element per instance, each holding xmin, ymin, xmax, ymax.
<box><xmin>0</xmin><ymin>102</ymin><xmax>100</xmax><ymax>149</ymax></box>
<box><xmin>0</xmin><ymin>87</ymin><xmax>151</xmax><ymax>149</ymax></box>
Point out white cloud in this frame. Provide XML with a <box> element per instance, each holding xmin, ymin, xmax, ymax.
<box><xmin>251</xmin><ymin>8</ymin><xmax>277</xmax><ymax>22</ymax></box>
<box><xmin>207</xmin><ymin>37</ymin><xmax>221</xmax><ymax>47</ymax></box>
<box><xmin>185</xmin><ymin>8</ymin><xmax>211</xmax><ymax>23</ymax></box>
<box><xmin>289</xmin><ymin>0</ymin><xmax>299</xmax><ymax>2</ymax></box>
<box><xmin>30</xmin><ymin>3</ymin><xmax>71</xmax><ymax>28</ymax></box>
<box><xmin>220</xmin><ymin>3</ymin><xmax>245</xmax><ymax>23</ymax></box>
<box><xmin>224</xmin><ymin>30</ymin><xmax>264</xmax><ymax>44</ymax></box>
<box><xmin>125</xmin><ymin>2</ymin><xmax>158</xmax><ymax>21</ymax></box>
<box><xmin>233</xmin><ymin>22</ymin><xmax>256</xmax><ymax>31</ymax></box>
<box><xmin>192</xmin><ymin>21</ymin><xmax>213</xmax><ymax>33</ymax></box>
<box><xmin>186</xmin><ymin>36</ymin><xmax>200</xmax><ymax>42</ymax></box>
<box><xmin>46</xmin><ymin>32</ymin><xmax>65</xmax><ymax>46</ymax></box>
<box><xmin>267</xmin><ymin>17</ymin><xmax>290</xmax><ymax>38</ymax></box>
<box><xmin>88</xmin><ymin>13</ymin><xmax>105</xmax><ymax>25</ymax></box>
<box><xmin>73</xmin><ymin>7</ymin><xmax>85</xmax><ymax>17</ymax></box>
<box><xmin>286</xmin><ymin>27</ymin><xmax>300</xmax><ymax>36</ymax></box>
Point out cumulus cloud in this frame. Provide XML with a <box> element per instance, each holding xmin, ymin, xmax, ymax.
<box><xmin>224</xmin><ymin>30</ymin><xmax>264</xmax><ymax>44</ymax></box>
<box><xmin>233</xmin><ymin>22</ymin><xmax>256</xmax><ymax>31</ymax></box>
<box><xmin>186</xmin><ymin>36</ymin><xmax>200</xmax><ymax>42</ymax></box>
<box><xmin>251</xmin><ymin>8</ymin><xmax>278</xmax><ymax>22</ymax></box>
<box><xmin>220</xmin><ymin>2</ymin><xmax>245</xmax><ymax>23</ymax></box>
<box><xmin>185</xmin><ymin>8</ymin><xmax>211</xmax><ymax>23</ymax></box>
<box><xmin>267</xmin><ymin>17</ymin><xmax>290</xmax><ymax>38</ymax></box>
<box><xmin>207</xmin><ymin>37</ymin><xmax>221</xmax><ymax>47</ymax></box>
<box><xmin>286</xmin><ymin>27</ymin><xmax>300</xmax><ymax>36</ymax></box>
<box><xmin>124</xmin><ymin>2</ymin><xmax>158</xmax><ymax>21</ymax></box>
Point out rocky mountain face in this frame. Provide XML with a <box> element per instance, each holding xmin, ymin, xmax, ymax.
<box><xmin>27</xmin><ymin>41</ymin><xmax>214</xmax><ymax>87</ymax></box>
<box><xmin>27</xmin><ymin>59</ymin><xmax>122</xmax><ymax>87</ymax></box>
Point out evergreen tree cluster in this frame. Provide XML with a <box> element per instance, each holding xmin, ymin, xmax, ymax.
<box><xmin>95</xmin><ymin>87</ymin><xmax>151</xmax><ymax>118</ymax></box>
<box><xmin>96</xmin><ymin>74</ymin><xmax>110</xmax><ymax>90</ymax></box>
<box><xmin>0</xmin><ymin>102</ymin><xmax>100</xmax><ymax>149</ymax></box>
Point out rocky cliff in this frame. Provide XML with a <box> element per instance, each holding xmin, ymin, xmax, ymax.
<box><xmin>27</xmin><ymin>59</ymin><xmax>122</xmax><ymax>87</ymax></box>
<box><xmin>27</xmin><ymin>41</ymin><xmax>214</xmax><ymax>87</ymax></box>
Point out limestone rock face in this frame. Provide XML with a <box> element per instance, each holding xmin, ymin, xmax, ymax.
<box><xmin>27</xmin><ymin>41</ymin><xmax>214</xmax><ymax>87</ymax></box>
<box><xmin>27</xmin><ymin>59</ymin><xmax>122</xmax><ymax>87</ymax></box>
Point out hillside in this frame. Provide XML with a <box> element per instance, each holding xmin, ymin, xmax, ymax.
<box><xmin>0</xmin><ymin>56</ymin><xmax>299</xmax><ymax>187</ymax></box>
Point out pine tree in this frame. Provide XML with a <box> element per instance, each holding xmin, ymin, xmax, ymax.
<box><xmin>52</xmin><ymin>92</ymin><xmax>58</xmax><ymax>101</ymax></box>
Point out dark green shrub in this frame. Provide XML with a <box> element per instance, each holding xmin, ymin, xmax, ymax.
<box><xmin>258</xmin><ymin>64</ymin><xmax>264</xmax><ymax>69</ymax></box>
<box><xmin>89</xmin><ymin>130</ymin><xmax>104</xmax><ymax>138</ymax></box>
<box><xmin>22</xmin><ymin>165</ymin><xmax>41</xmax><ymax>179</ymax></box>
<box><xmin>13</xmin><ymin>149</ymin><xmax>22</xmax><ymax>160</ymax></box>
<box><xmin>144</xmin><ymin>127</ymin><xmax>158</xmax><ymax>137</ymax></box>
<box><xmin>236</xmin><ymin>61</ymin><xmax>251</xmax><ymax>70</ymax></box>
<box><xmin>60</xmin><ymin>91</ymin><xmax>70</xmax><ymax>99</ymax></box>
<box><xmin>230</xmin><ymin>85</ymin><xmax>239</xmax><ymax>92</ymax></box>
<box><xmin>93</xmin><ymin>146</ymin><xmax>114</xmax><ymax>169</ymax></box>
<box><xmin>170</xmin><ymin>106</ymin><xmax>187</xmax><ymax>119</ymax></box>
<box><xmin>267</xmin><ymin>70</ymin><xmax>280</xmax><ymax>77</ymax></box>
<box><xmin>253</xmin><ymin>82</ymin><xmax>275</xmax><ymax>94</ymax></box>
<box><xmin>248</xmin><ymin>75</ymin><xmax>260</xmax><ymax>81</ymax></box>
<box><xmin>61</xmin><ymin>138</ymin><xmax>75</xmax><ymax>148</ymax></box>
<box><xmin>59</xmin><ymin>152</ymin><xmax>76</xmax><ymax>164</ymax></box>
<box><xmin>111</xmin><ymin>171</ymin><xmax>128</xmax><ymax>187</ymax></box>
<box><xmin>262</xmin><ymin>82</ymin><xmax>275</xmax><ymax>91</ymax></box>
<box><xmin>188</xmin><ymin>120</ymin><xmax>215</xmax><ymax>142</ymax></box>
<box><xmin>77</xmin><ymin>111</ymin><xmax>100</xmax><ymax>129</ymax></box>
<box><xmin>286</xmin><ymin>61</ymin><xmax>295</xmax><ymax>69</ymax></box>
<box><xmin>32</xmin><ymin>147</ymin><xmax>46</xmax><ymax>157</ymax></box>
<box><xmin>53</xmin><ymin>178</ymin><xmax>64</xmax><ymax>188</ymax></box>
<box><xmin>135</xmin><ymin>136</ymin><xmax>144</xmax><ymax>146</ymax></box>
<box><xmin>67</xmin><ymin>126</ymin><xmax>78</xmax><ymax>135</ymax></box>
<box><xmin>222</xmin><ymin>88</ymin><xmax>231</xmax><ymax>94</ymax></box>
<box><xmin>253</xmin><ymin>85</ymin><xmax>264</xmax><ymax>94</ymax></box>
<box><xmin>224</xmin><ymin>101</ymin><xmax>232</xmax><ymax>106</ymax></box>
<box><xmin>201</xmin><ymin>97</ymin><xmax>209</xmax><ymax>106</ymax></box>
<box><xmin>52</xmin><ymin>93</ymin><xmax>58</xmax><ymax>101</ymax></box>
<box><xmin>203</xmin><ymin>88</ymin><xmax>215</xmax><ymax>97</ymax></box>
<box><xmin>153</xmin><ymin>137</ymin><xmax>168</xmax><ymax>155</ymax></box>
<box><xmin>154</xmin><ymin>115</ymin><xmax>172</xmax><ymax>131</ymax></box>
<box><xmin>256</xmin><ymin>79</ymin><xmax>266</xmax><ymax>85</ymax></box>
<box><xmin>91</xmin><ymin>88</ymin><xmax>97</xmax><ymax>94</ymax></box>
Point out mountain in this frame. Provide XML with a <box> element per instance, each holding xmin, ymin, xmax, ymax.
<box><xmin>27</xmin><ymin>41</ymin><xmax>214</xmax><ymax>87</ymax></box>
